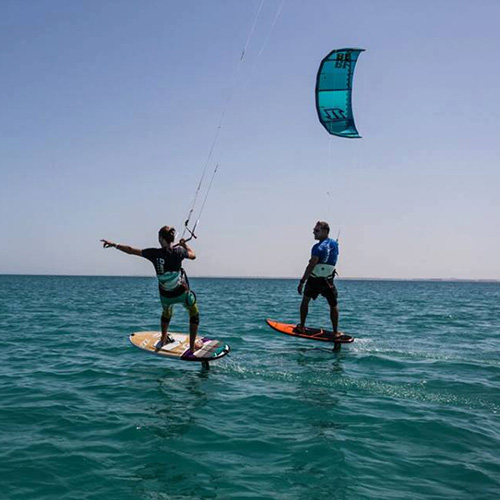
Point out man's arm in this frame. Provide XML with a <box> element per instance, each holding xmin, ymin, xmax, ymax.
<box><xmin>101</xmin><ymin>239</ymin><xmax>142</xmax><ymax>257</ymax></box>
<box><xmin>178</xmin><ymin>239</ymin><xmax>196</xmax><ymax>260</ymax></box>
<box><xmin>297</xmin><ymin>256</ymin><xmax>319</xmax><ymax>294</ymax></box>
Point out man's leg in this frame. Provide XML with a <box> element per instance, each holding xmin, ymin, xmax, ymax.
<box><xmin>189</xmin><ymin>312</ymin><xmax>200</xmax><ymax>351</ymax></box>
<box><xmin>159</xmin><ymin>295</ymin><xmax>174</xmax><ymax>345</ymax></box>
<box><xmin>159</xmin><ymin>308</ymin><xmax>173</xmax><ymax>347</ymax></box>
<box><xmin>330</xmin><ymin>305</ymin><xmax>339</xmax><ymax>336</ymax></box>
<box><xmin>161</xmin><ymin>314</ymin><xmax>170</xmax><ymax>340</ymax></box>
<box><xmin>299</xmin><ymin>296</ymin><xmax>312</xmax><ymax>330</ymax></box>
<box><xmin>328</xmin><ymin>300</ymin><xmax>341</xmax><ymax>351</ymax></box>
<box><xmin>325</xmin><ymin>282</ymin><xmax>340</xmax><ymax>339</ymax></box>
<box><xmin>185</xmin><ymin>291</ymin><xmax>201</xmax><ymax>351</ymax></box>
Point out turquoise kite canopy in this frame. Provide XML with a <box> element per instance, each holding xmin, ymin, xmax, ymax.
<box><xmin>315</xmin><ymin>48</ymin><xmax>365</xmax><ymax>138</ymax></box>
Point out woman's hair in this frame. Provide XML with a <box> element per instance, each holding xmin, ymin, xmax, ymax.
<box><xmin>158</xmin><ymin>226</ymin><xmax>176</xmax><ymax>243</ymax></box>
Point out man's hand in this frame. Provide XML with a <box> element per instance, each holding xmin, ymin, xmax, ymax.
<box><xmin>177</xmin><ymin>238</ymin><xmax>196</xmax><ymax>259</ymax></box>
<box><xmin>101</xmin><ymin>239</ymin><xmax>116</xmax><ymax>249</ymax></box>
<box><xmin>297</xmin><ymin>280</ymin><xmax>304</xmax><ymax>295</ymax></box>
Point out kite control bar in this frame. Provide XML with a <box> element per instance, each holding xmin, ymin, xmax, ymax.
<box><xmin>182</xmin><ymin>219</ymin><xmax>199</xmax><ymax>244</ymax></box>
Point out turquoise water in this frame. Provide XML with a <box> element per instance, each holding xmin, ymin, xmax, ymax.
<box><xmin>1</xmin><ymin>275</ymin><xmax>499</xmax><ymax>499</ymax></box>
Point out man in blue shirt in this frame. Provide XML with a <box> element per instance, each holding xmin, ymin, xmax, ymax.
<box><xmin>297</xmin><ymin>221</ymin><xmax>341</xmax><ymax>339</ymax></box>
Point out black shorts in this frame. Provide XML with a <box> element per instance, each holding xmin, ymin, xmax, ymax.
<box><xmin>304</xmin><ymin>277</ymin><xmax>338</xmax><ymax>306</ymax></box>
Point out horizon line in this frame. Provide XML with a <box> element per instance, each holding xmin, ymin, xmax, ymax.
<box><xmin>1</xmin><ymin>273</ymin><xmax>499</xmax><ymax>283</ymax></box>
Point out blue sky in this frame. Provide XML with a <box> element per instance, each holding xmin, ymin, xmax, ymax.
<box><xmin>1</xmin><ymin>0</ymin><xmax>499</xmax><ymax>279</ymax></box>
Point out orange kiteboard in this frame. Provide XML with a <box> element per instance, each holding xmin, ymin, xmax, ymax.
<box><xmin>266</xmin><ymin>319</ymin><xmax>354</xmax><ymax>343</ymax></box>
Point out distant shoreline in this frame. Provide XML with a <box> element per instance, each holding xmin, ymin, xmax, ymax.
<box><xmin>1</xmin><ymin>274</ymin><xmax>499</xmax><ymax>283</ymax></box>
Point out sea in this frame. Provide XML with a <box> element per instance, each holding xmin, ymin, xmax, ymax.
<box><xmin>1</xmin><ymin>275</ymin><xmax>499</xmax><ymax>500</ymax></box>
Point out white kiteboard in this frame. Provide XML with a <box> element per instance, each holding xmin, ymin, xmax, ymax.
<box><xmin>129</xmin><ymin>331</ymin><xmax>230</xmax><ymax>362</ymax></box>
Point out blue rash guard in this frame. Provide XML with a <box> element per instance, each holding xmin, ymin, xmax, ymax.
<box><xmin>304</xmin><ymin>238</ymin><xmax>339</xmax><ymax>302</ymax></box>
<box><xmin>311</xmin><ymin>238</ymin><xmax>339</xmax><ymax>266</ymax></box>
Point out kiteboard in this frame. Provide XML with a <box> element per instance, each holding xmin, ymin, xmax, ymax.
<box><xmin>129</xmin><ymin>331</ymin><xmax>230</xmax><ymax>363</ymax></box>
<box><xmin>266</xmin><ymin>319</ymin><xmax>354</xmax><ymax>343</ymax></box>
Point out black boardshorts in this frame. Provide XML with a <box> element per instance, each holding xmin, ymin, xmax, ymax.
<box><xmin>304</xmin><ymin>277</ymin><xmax>338</xmax><ymax>306</ymax></box>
